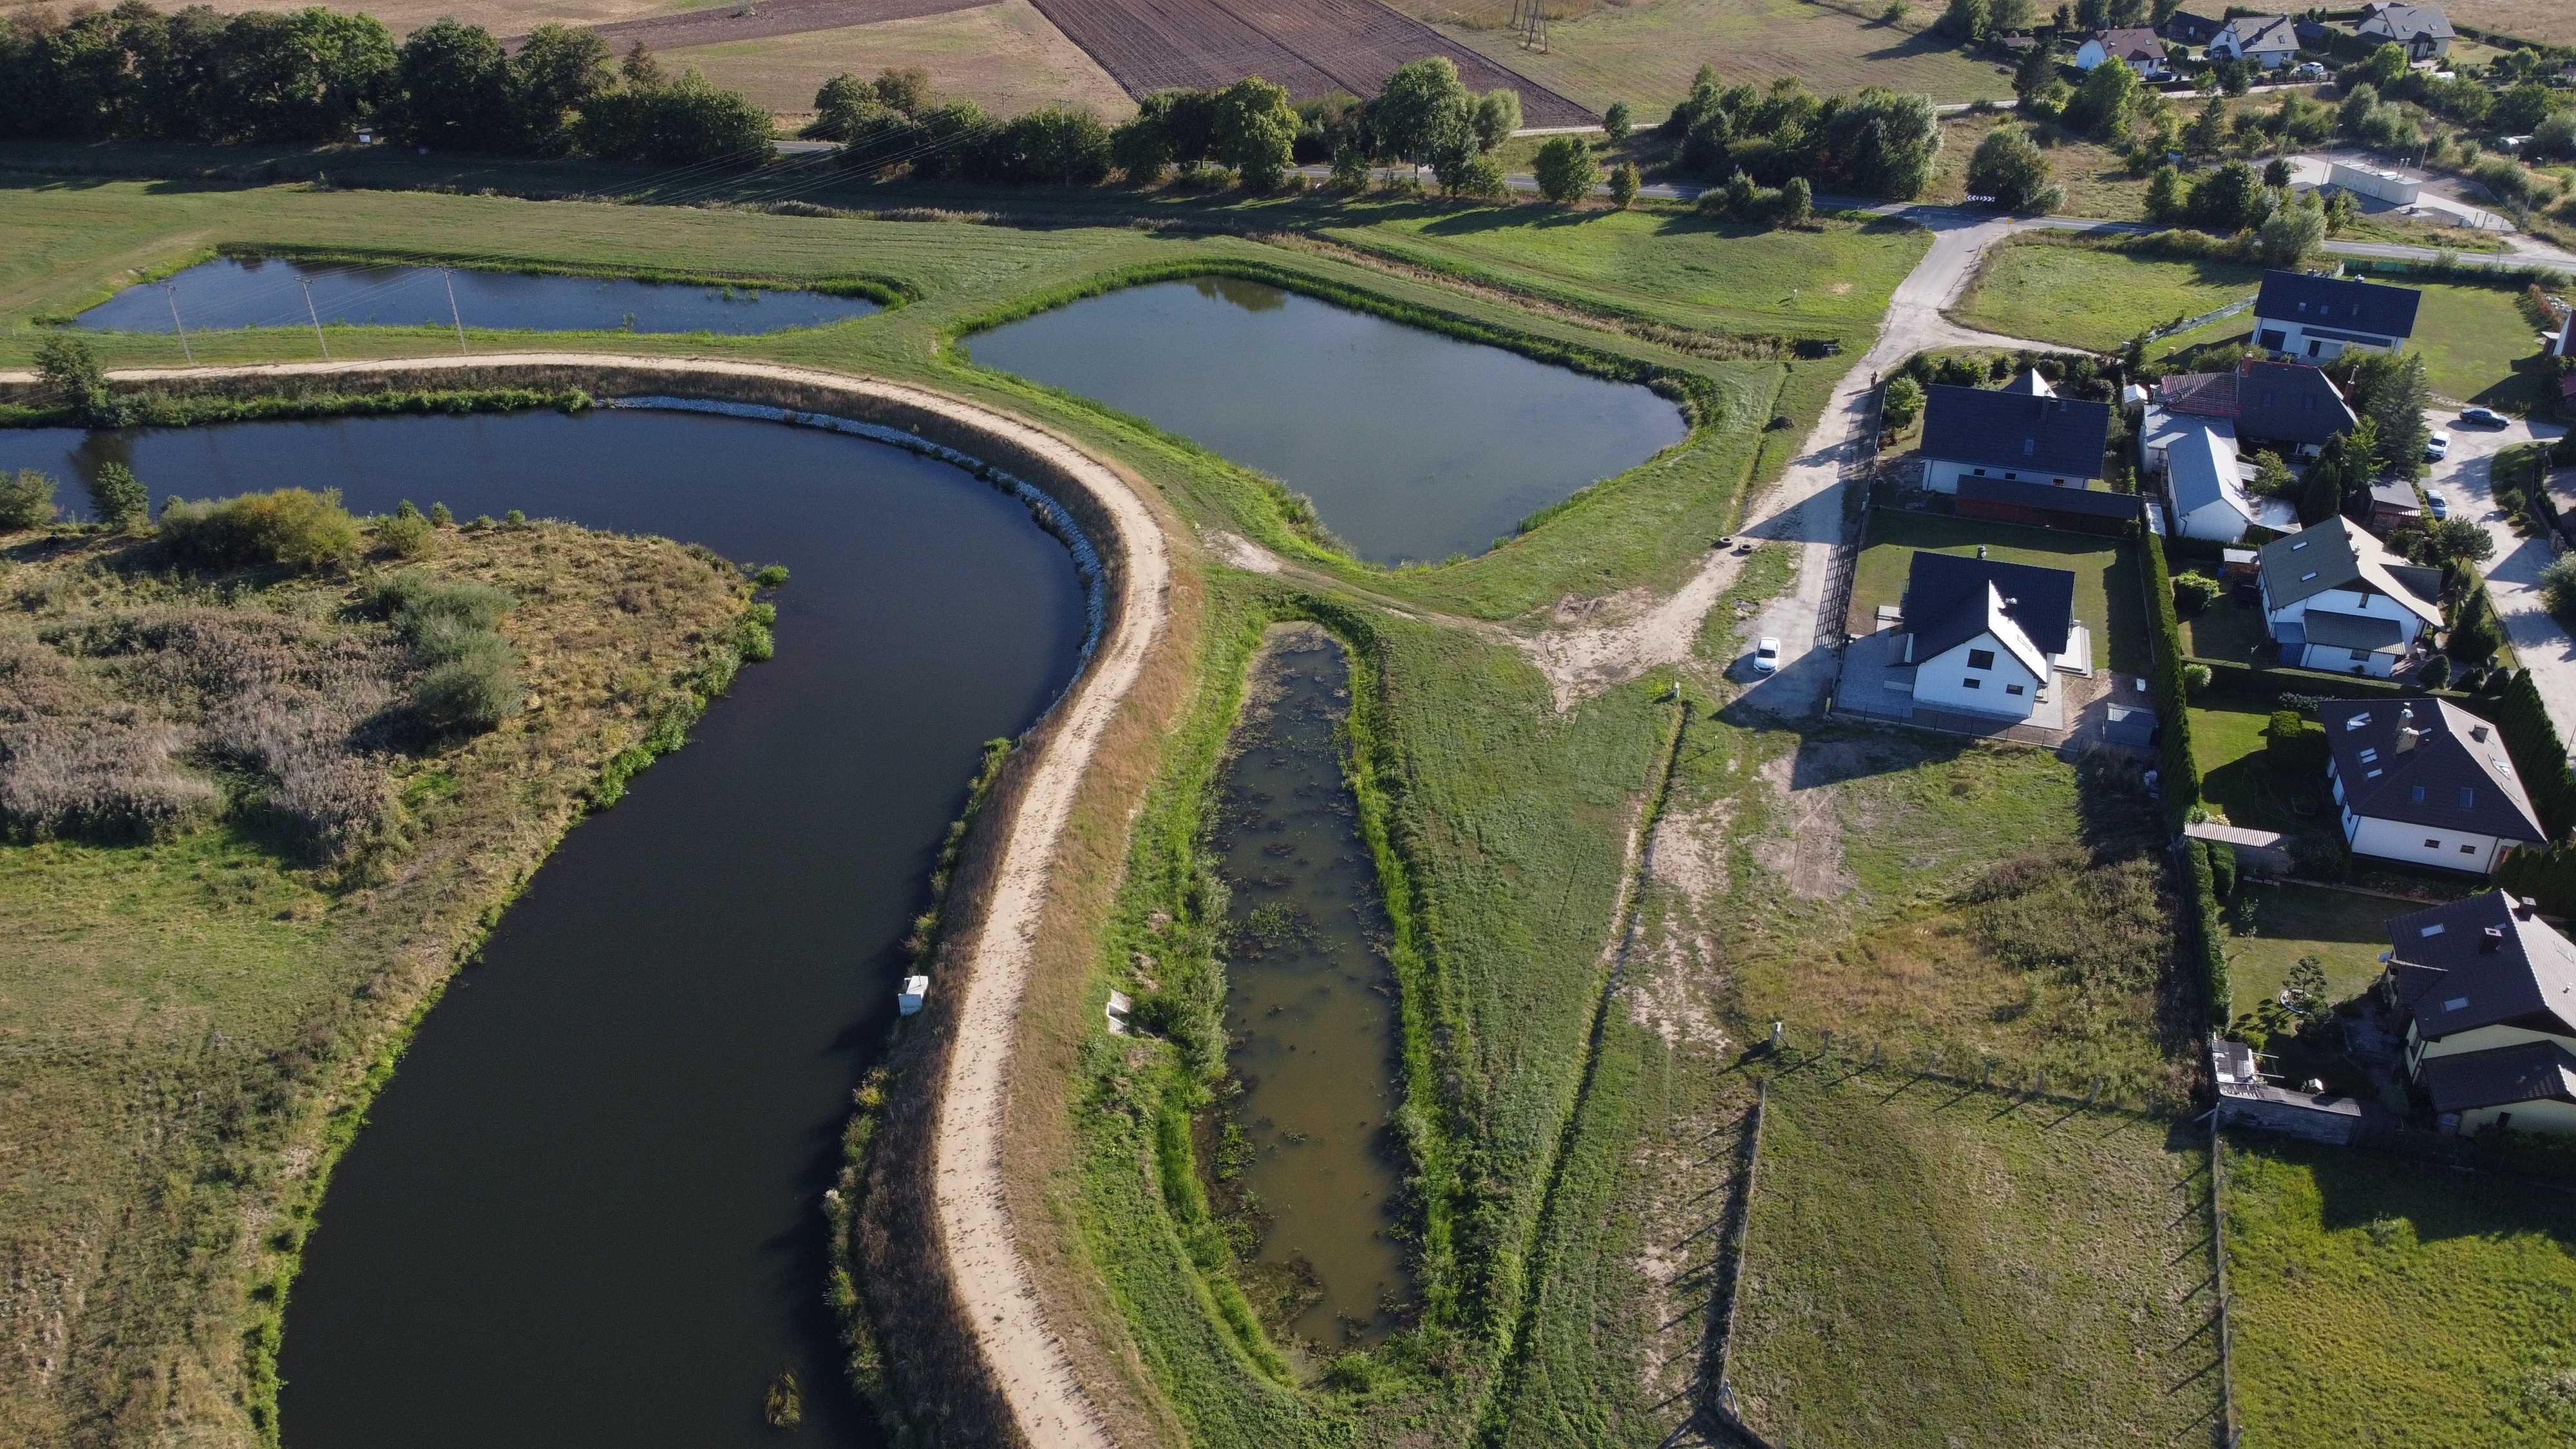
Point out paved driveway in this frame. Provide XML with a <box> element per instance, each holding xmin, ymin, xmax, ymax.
<box><xmin>2434</xmin><ymin>411</ymin><xmax>2576</xmax><ymax>741</ymax></box>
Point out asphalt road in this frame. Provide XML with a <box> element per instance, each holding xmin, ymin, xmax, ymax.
<box><xmin>2432</xmin><ymin>412</ymin><xmax>2576</xmax><ymax>744</ymax></box>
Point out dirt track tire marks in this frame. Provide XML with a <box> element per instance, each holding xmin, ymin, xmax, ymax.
<box><xmin>0</xmin><ymin>352</ymin><xmax>1148</xmax><ymax>1449</ymax></box>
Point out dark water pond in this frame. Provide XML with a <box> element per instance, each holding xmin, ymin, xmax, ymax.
<box><xmin>0</xmin><ymin>408</ymin><xmax>1087</xmax><ymax>1449</ymax></box>
<box><xmin>963</xmin><ymin>277</ymin><xmax>1689</xmax><ymax>566</ymax></box>
<box><xmin>77</xmin><ymin>258</ymin><xmax>881</xmax><ymax>336</ymax></box>
<box><xmin>1212</xmin><ymin>627</ymin><xmax>1409</xmax><ymax>1346</ymax></box>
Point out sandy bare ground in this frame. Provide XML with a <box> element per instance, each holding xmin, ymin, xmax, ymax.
<box><xmin>0</xmin><ymin>352</ymin><xmax>1138</xmax><ymax>1449</ymax></box>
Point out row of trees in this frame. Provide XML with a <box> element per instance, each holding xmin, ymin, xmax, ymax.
<box><xmin>1661</xmin><ymin>68</ymin><xmax>1942</xmax><ymax>198</ymax></box>
<box><xmin>0</xmin><ymin>5</ymin><xmax>770</xmax><ymax>164</ymax></box>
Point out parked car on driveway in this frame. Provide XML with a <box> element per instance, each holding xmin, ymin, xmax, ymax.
<box><xmin>2425</xmin><ymin>431</ymin><xmax>2449</xmax><ymax>461</ymax></box>
<box><xmin>2427</xmin><ymin>488</ymin><xmax>2449</xmax><ymax>519</ymax></box>
<box><xmin>1752</xmin><ymin>636</ymin><xmax>1781</xmax><ymax>674</ymax></box>
<box><xmin>2459</xmin><ymin>406</ymin><xmax>2505</xmax><ymax>428</ymax></box>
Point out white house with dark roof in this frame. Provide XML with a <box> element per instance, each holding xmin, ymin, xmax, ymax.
<box><xmin>2076</xmin><ymin>27</ymin><xmax>2173</xmax><ymax>79</ymax></box>
<box><xmin>2251</xmin><ymin>270</ymin><xmax>2422</xmax><ymax>361</ymax></box>
<box><xmin>2256</xmin><ymin>516</ymin><xmax>2442</xmax><ymax>676</ymax></box>
<box><xmin>2166</xmin><ymin>427</ymin><xmax>2297</xmax><ymax>542</ymax></box>
<box><xmin>1898</xmin><ymin>551</ymin><xmax>2083</xmax><ymax>723</ymax></box>
<box><xmin>1917</xmin><ymin>383</ymin><xmax>2112</xmax><ymax>495</ymax></box>
<box><xmin>2382</xmin><ymin>889</ymin><xmax>2576</xmax><ymax>1134</ymax></box>
<box><xmin>2321</xmin><ymin>699</ymin><xmax>2546</xmax><ymax>873</ymax></box>
<box><xmin>2210</xmin><ymin>13</ymin><xmax>2300</xmax><ymax>67</ymax></box>
<box><xmin>2355</xmin><ymin>2</ymin><xmax>2454</xmax><ymax>60</ymax></box>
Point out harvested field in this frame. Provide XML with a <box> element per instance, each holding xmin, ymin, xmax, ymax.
<box><xmin>2445</xmin><ymin>0</ymin><xmax>2576</xmax><ymax>46</ymax></box>
<box><xmin>536</xmin><ymin>0</ymin><xmax>987</xmax><ymax>52</ymax></box>
<box><xmin>667</xmin><ymin>1</ymin><xmax>1135</xmax><ymax>122</ymax></box>
<box><xmin>1025</xmin><ymin>0</ymin><xmax>1594</xmax><ymax>124</ymax></box>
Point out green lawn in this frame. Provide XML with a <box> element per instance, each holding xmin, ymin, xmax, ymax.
<box><xmin>2159</xmin><ymin>276</ymin><xmax>2552</xmax><ymax>410</ymax></box>
<box><xmin>2222</xmin><ymin>881</ymin><xmax>2396</xmax><ymax>1009</ymax></box>
<box><xmin>1321</xmin><ymin>205</ymin><xmax>1930</xmax><ymax>340</ymax></box>
<box><xmin>1728</xmin><ymin>1070</ymin><xmax>2219</xmax><ymax>1447</ymax></box>
<box><xmin>2178</xmin><ymin>594</ymin><xmax>2277</xmax><ymax>667</ymax></box>
<box><xmin>2227</xmin><ymin>1137</ymin><xmax>2576</xmax><ymax>1449</ymax></box>
<box><xmin>2190</xmin><ymin>701</ymin><xmax>2332</xmax><ymax>837</ymax></box>
<box><xmin>1956</xmin><ymin>239</ymin><xmax>2265</xmax><ymax>353</ymax></box>
<box><xmin>1852</xmin><ymin>509</ymin><xmax>2148</xmax><ymax>675</ymax></box>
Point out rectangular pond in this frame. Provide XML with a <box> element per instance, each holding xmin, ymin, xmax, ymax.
<box><xmin>76</xmin><ymin>257</ymin><xmax>882</xmax><ymax>336</ymax></box>
<box><xmin>964</xmin><ymin>277</ymin><xmax>1689</xmax><ymax>566</ymax></box>
<box><xmin>1212</xmin><ymin>625</ymin><xmax>1411</xmax><ymax>1347</ymax></box>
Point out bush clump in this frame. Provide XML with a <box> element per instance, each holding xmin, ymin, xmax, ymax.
<box><xmin>1</xmin><ymin>469</ymin><xmax>57</xmax><ymax>531</ymax></box>
<box><xmin>159</xmin><ymin>488</ymin><xmax>363</xmax><ymax>572</ymax></box>
<box><xmin>373</xmin><ymin>571</ymin><xmax>525</xmax><ymax>734</ymax></box>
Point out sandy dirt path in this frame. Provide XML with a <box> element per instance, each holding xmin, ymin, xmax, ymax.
<box><xmin>2</xmin><ymin>352</ymin><xmax>1144</xmax><ymax>1449</ymax></box>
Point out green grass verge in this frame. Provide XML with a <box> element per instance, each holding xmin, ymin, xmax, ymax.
<box><xmin>1956</xmin><ymin>236</ymin><xmax>2266</xmax><ymax>353</ymax></box>
<box><xmin>2226</xmin><ymin>1135</ymin><xmax>2576</xmax><ymax>1449</ymax></box>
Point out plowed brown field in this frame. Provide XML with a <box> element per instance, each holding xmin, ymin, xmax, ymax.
<box><xmin>1027</xmin><ymin>0</ymin><xmax>1593</xmax><ymax>124</ymax></box>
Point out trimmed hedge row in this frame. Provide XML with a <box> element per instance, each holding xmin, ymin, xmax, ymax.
<box><xmin>2143</xmin><ymin>530</ymin><xmax>2201</xmax><ymax>822</ymax></box>
<box><xmin>2186</xmin><ymin>837</ymin><xmax>2232</xmax><ymax>1027</ymax></box>
<box><xmin>2494</xmin><ymin>669</ymin><xmax>2576</xmax><ymax>842</ymax></box>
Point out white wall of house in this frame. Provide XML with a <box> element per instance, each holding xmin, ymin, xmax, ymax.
<box><xmin>2210</xmin><ymin>29</ymin><xmax>2296</xmax><ymax>66</ymax></box>
<box><xmin>1923</xmin><ymin>458</ymin><xmax>2089</xmax><ymax>495</ymax></box>
<box><xmin>2331</xmin><ymin>781</ymin><xmax>2509</xmax><ymax>871</ymax></box>
<box><xmin>1911</xmin><ymin>635</ymin><xmax>2042</xmax><ymax>718</ymax></box>
<box><xmin>2407</xmin><ymin>1019</ymin><xmax>2576</xmax><ymax>1068</ymax></box>
<box><xmin>2250</xmin><ymin>316</ymin><xmax>2405</xmax><ymax>361</ymax></box>
<box><xmin>2263</xmin><ymin>580</ymin><xmax>2431</xmax><ymax>645</ymax></box>
<box><xmin>2455</xmin><ymin>1098</ymin><xmax>2576</xmax><ymax>1135</ymax></box>
<box><xmin>2302</xmin><ymin>640</ymin><xmax>2400</xmax><ymax>676</ymax></box>
<box><xmin>2176</xmin><ymin>493</ymin><xmax>2255</xmax><ymax>543</ymax></box>
<box><xmin>2356</xmin><ymin>16</ymin><xmax>2449</xmax><ymax>59</ymax></box>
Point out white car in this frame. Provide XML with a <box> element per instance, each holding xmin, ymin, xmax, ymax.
<box><xmin>1752</xmin><ymin>637</ymin><xmax>1782</xmax><ymax>674</ymax></box>
<box><xmin>2425</xmin><ymin>431</ymin><xmax>2449</xmax><ymax>462</ymax></box>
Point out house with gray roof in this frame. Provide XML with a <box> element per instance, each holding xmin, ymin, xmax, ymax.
<box><xmin>2257</xmin><ymin>516</ymin><xmax>2441</xmax><ymax>676</ymax></box>
<box><xmin>1897</xmin><ymin>550</ymin><xmax>2082</xmax><ymax>723</ymax></box>
<box><xmin>2210</xmin><ymin>13</ymin><xmax>2300</xmax><ymax>67</ymax></box>
<box><xmin>1918</xmin><ymin>383</ymin><xmax>2111</xmax><ymax>496</ymax></box>
<box><xmin>2166</xmin><ymin>426</ymin><xmax>2296</xmax><ymax>542</ymax></box>
<box><xmin>2356</xmin><ymin>2</ymin><xmax>2454</xmax><ymax>60</ymax></box>
<box><xmin>2382</xmin><ymin>889</ymin><xmax>2576</xmax><ymax>1134</ymax></box>
<box><xmin>2252</xmin><ymin>270</ymin><xmax>2422</xmax><ymax>362</ymax></box>
<box><xmin>2076</xmin><ymin>27</ymin><xmax>2173</xmax><ymax>79</ymax></box>
<box><xmin>2323</xmin><ymin>699</ymin><xmax>2545</xmax><ymax>873</ymax></box>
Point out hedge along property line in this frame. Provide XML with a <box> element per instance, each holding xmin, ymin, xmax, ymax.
<box><xmin>0</xmin><ymin>383</ymin><xmax>596</xmax><ymax>431</ymax></box>
<box><xmin>2</xmin><ymin>353</ymin><xmax>1164</xmax><ymax>1449</ymax></box>
<box><xmin>2141</xmin><ymin>529</ymin><xmax>2202</xmax><ymax>823</ymax></box>
<box><xmin>233</xmin><ymin>589</ymin><xmax>774</xmax><ymax>1437</ymax></box>
<box><xmin>941</xmin><ymin>256</ymin><xmax>1724</xmax><ymax>569</ymax></box>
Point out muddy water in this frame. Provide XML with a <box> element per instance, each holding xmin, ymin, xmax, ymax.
<box><xmin>0</xmin><ymin>408</ymin><xmax>1086</xmax><ymax>1448</ymax></box>
<box><xmin>1213</xmin><ymin>626</ymin><xmax>1410</xmax><ymax>1346</ymax></box>
<box><xmin>77</xmin><ymin>257</ymin><xmax>881</xmax><ymax>336</ymax></box>
<box><xmin>963</xmin><ymin>276</ymin><xmax>1688</xmax><ymax>566</ymax></box>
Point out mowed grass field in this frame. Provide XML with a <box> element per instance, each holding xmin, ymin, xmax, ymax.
<box><xmin>664</xmin><ymin>0</ymin><xmax>1135</xmax><ymax>122</ymax></box>
<box><xmin>1399</xmin><ymin>0</ymin><xmax>2015</xmax><ymax>119</ymax></box>
<box><xmin>1850</xmin><ymin>508</ymin><xmax>2149</xmax><ymax>675</ymax></box>
<box><xmin>2226</xmin><ymin>1137</ymin><xmax>2576</xmax><ymax>1449</ymax></box>
<box><xmin>1958</xmin><ymin>238</ymin><xmax>2267</xmax><ymax>354</ymax></box>
<box><xmin>1729</xmin><ymin>1070</ymin><xmax>2219</xmax><ymax>1448</ymax></box>
<box><xmin>2222</xmin><ymin>880</ymin><xmax>2397</xmax><ymax>1009</ymax></box>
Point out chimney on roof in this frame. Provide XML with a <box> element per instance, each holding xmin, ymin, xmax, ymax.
<box><xmin>2471</xmin><ymin>723</ymin><xmax>2490</xmax><ymax>742</ymax></box>
<box><xmin>1978</xmin><ymin>545</ymin><xmax>1989</xmax><ymax>559</ymax></box>
<box><xmin>2517</xmin><ymin>896</ymin><xmax>2539</xmax><ymax>920</ymax></box>
<box><xmin>2481</xmin><ymin>925</ymin><xmax>2504</xmax><ymax>953</ymax></box>
<box><xmin>2396</xmin><ymin>724</ymin><xmax>2422</xmax><ymax>753</ymax></box>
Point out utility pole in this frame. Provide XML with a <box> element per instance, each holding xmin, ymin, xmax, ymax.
<box><xmin>300</xmin><ymin>278</ymin><xmax>330</xmax><ymax>361</ymax></box>
<box><xmin>164</xmin><ymin>283</ymin><xmax>193</xmax><ymax>365</ymax></box>
<box><xmin>442</xmin><ymin>268</ymin><xmax>468</xmax><ymax>354</ymax></box>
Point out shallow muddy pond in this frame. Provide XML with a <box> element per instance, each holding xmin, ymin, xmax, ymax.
<box><xmin>0</xmin><ymin>408</ymin><xmax>1087</xmax><ymax>1448</ymax></box>
<box><xmin>77</xmin><ymin>257</ymin><xmax>881</xmax><ymax>335</ymax></box>
<box><xmin>963</xmin><ymin>276</ymin><xmax>1688</xmax><ymax>565</ymax></box>
<box><xmin>1212</xmin><ymin>626</ymin><xmax>1410</xmax><ymax>1345</ymax></box>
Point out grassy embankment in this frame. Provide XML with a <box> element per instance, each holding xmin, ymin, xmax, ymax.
<box><xmin>0</xmin><ymin>172</ymin><xmax>1924</xmax><ymax>1445</ymax></box>
<box><xmin>2226</xmin><ymin>1137</ymin><xmax>2576</xmax><ymax>1448</ymax></box>
<box><xmin>0</xmin><ymin>512</ymin><xmax>759</xmax><ymax>1446</ymax></box>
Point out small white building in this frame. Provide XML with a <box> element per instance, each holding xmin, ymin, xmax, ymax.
<box><xmin>2166</xmin><ymin>426</ymin><xmax>2297</xmax><ymax>542</ymax></box>
<box><xmin>2075</xmin><ymin>27</ymin><xmax>2174</xmax><ymax>80</ymax></box>
<box><xmin>2251</xmin><ymin>269</ymin><xmax>2422</xmax><ymax>362</ymax></box>
<box><xmin>898</xmin><ymin>974</ymin><xmax>929</xmax><ymax>1015</ymax></box>
<box><xmin>2323</xmin><ymin>700</ymin><xmax>2544</xmax><ymax>875</ymax></box>
<box><xmin>2355</xmin><ymin>2</ymin><xmax>2454</xmax><ymax>61</ymax></box>
<box><xmin>1897</xmin><ymin>550</ymin><xmax>2084</xmax><ymax>723</ymax></box>
<box><xmin>2209</xmin><ymin>13</ymin><xmax>2300</xmax><ymax>68</ymax></box>
<box><xmin>2382</xmin><ymin>889</ymin><xmax>2576</xmax><ymax>1135</ymax></box>
<box><xmin>1918</xmin><ymin>383</ymin><xmax>2112</xmax><ymax>495</ymax></box>
<box><xmin>2256</xmin><ymin>516</ymin><xmax>2441</xmax><ymax>677</ymax></box>
<box><xmin>2326</xmin><ymin>159</ymin><xmax>2423</xmax><ymax>205</ymax></box>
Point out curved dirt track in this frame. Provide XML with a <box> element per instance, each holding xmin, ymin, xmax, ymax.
<box><xmin>5</xmin><ymin>352</ymin><xmax>1142</xmax><ymax>1449</ymax></box>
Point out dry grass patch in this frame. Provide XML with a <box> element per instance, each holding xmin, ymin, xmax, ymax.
<box><xmin>667</xmin><ymin>0</ymin><xmax>1135</xmax><ymax>124</ymax></box>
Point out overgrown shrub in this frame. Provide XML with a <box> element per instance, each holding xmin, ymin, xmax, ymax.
<box><xmin>0</xmin><ymin>469</ymin><xmax>57</xmax><ymax>531</ymax></box>
<box><xmin>158</xmin><ymin>488</ymin><xmax>362</xmax><ymax>572</ymax></box>
<box><xmin>378</xmin><ymin>510</ymin><xmax>435</xmax><ymax>560</ymax></box>
<box><xmin>86</xmin><ymin>464</ymin><xmax>149</xmax><ymax>532</ymax></box>
<box><xmin>413</xmin><ymin>647</ymin><xmax>524</xmax><ymax>732</ymax></box>
<box><xmin>2173</xmin><ymin>571</ymin><xmax>2221</xmax><ymax>613</ymax></box>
